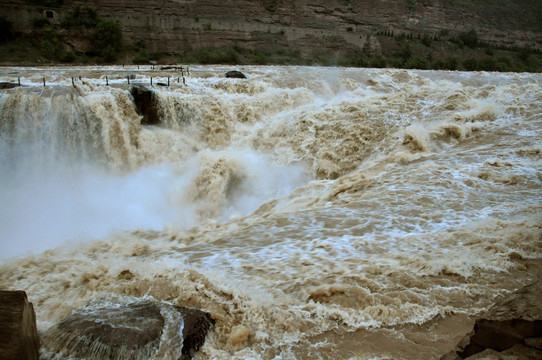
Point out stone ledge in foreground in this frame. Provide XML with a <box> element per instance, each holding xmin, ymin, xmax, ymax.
<box><xmin>42</xmin><ymin>298</ymin><xmax>214</xmax><ymax>360</ymax></box>
<box><xmin>442</xmin><ymin>258</ymin><xmax>542</xmax><ymax>360</ymax></box>
<box><xmin>0</xmin><ymin>290</ymin><xmax>40</xmax><ymax>360</ymax></box>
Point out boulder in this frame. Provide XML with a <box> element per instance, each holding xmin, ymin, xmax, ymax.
<box><xmin>0</xmin><ymin>82</ymin><xmax>20</xmax><ymax>89</ymax></box>
<box><xmin>225</xmin><ymin>71</ymin><xmax>247</xmax><ymax>79</ymax></box>
<box><xmin>42</xmin><ymin>298</ymin><xmax>214</xmax><ymax>360</ymax></box>
<box><xmin>130</xmin><ymin>84</ymin><xmax>160</xmax><ymax>125</ymax></box>
<box><xmin>0</xmin><ymin>290</ymin><xmax>40</xmax><ymax>360</ymax></box>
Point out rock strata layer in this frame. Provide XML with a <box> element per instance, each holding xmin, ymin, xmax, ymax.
<box><xmin>0</xmin><ymin>0</ymin><xmax>540</xmax><ymax>57</ymax></box>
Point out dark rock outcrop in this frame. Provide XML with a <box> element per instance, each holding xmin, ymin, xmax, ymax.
<box><xmin>0</xmin><ymin>290</ymin><xmax>40</xmax><ymax>360</ymax></box>
<box><xmin>130</xmin><ymin>84</ymin><xmax>160</xmax><ymax>125</ymax></box>
<box><xmin>42</xmin><ymin>298</ymin><xmax>214</xmax><ymax>360</ymax></box>
<box><xmin>0</xmin><ymin>82</ymin><xmax>20</xmax><ymax>89</ymax></box>
<box><xmin>225</xmin><ymin>71</ymin><xmax>247</xmax><ymax>79</ymax></box>
<box><xmin>459</xmin><ymin>319</ymin><xmax>542</xmax><ymax>358</ymax></box>
<box><xmin>178</xmin><ymin>307</ymin><xmax>215</xmax><ymax>360</ymax></box>
<box><xmin>443</xmin><ymin>259</ymin><xmax>542</xmax><ymax>360</ymax></box>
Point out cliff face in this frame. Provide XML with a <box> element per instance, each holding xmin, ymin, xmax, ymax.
<box><xmin>1</xmin><ymin>0</ymin><xmax>541</xmax><ymax>57</ymax></box>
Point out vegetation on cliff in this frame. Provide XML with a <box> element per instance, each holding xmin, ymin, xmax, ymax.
<box><xmin>0</xmin><ymin>2</ymin><xmax>541</xmax><ymax>72</ymax></box>
<box><xmin>1</xmin><ymin>5</ymin><xmax>122</xmax><ymax>63</ymax></box>
<box><xmin>168</xmin><ymin>29</ymin><xmax>541</xmax><ymax>73</ymax></box>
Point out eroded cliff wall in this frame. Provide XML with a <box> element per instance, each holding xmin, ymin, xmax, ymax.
<box><xmin>1</xmin><ymin>0</ymin><xmax>541</xmax><ymax>57</ymax></box>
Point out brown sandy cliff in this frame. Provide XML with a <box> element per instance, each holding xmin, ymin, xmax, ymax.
<box><xmin>1</xmin><ymin>0</ymin><xmax>541</xmax><ymax>57</ymax></box>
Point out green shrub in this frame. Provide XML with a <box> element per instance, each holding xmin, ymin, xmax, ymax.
<box><xmin>495</xmin><ymin>60</ymin><xmax>511</xmax><ymax>72</ymax></box>
<box><xmin>404</xmin><ymin>56</ymin><xmax>430</xmax><ymax>69</ymax></box>
<box><xmin>133</xmin><ymin>51</ymin><xmax>150</xmax><ymax>64</ymax></box>
<box><xmin>439</xmin><ymin>29</ymin><xmax>450</xmax><ymax>38</ymax></box>
<box><xmin>496</xmin><ymin>56</ymin><xmax>511</xmax><ymax>67</ymax></box>
<box><xmin>433</xmin><ymin>57</ymin><xmax>458</xmax><ymax>70</ymax></box>
<box><xmin>370</xmin><ymin>54</ymin><xmax>386</xmax><ymax>68</ymax></box>
<box><xmin>479</xmin><ymin>56</ymin><xmax>497</xmax><ymax>71</ymax></box>
<box><xmin>61</xmin><ymin>6</ymin><xmax>98</xmax><ymax>28</ymax></box>
<box><xmin>188</xmin><ymin>47</ymin><xmax>241</xmax><ymax>64</ymax></box>
<box><xmin>338</xmin><ymin>56</ymin><xmax>366</xmax><ymax>67</ymax></box>
<box><xmin>58</xmin><ymin>50</ymin><xmax>76</xmax><ymax>63</ymax></box>
<box><xmin>252</xmin><ymin>49</ymin><xmax>269</xmax><ymax>65</ymax></box>
<box><xmin>463</xmin><ymin>58</ymin><xmax>478</xmax><ymax>71</ymax></box>
<box><xmin>91</xmin><ymin>20</ymin><xmax>122</xmax><ymax>61</ymax></box>
<box><xmin>390</xmin><ymin>58</ymin><xmax>405</xmax><ymax>68</ymax></box>
<box><xmin>397</xmin><ymin>43</ymin><xmax>412</xmax><ymax>60</ymax></box>
<box><xmin>450</xmin><ymin>37</ymin><xmax>464</xmax><ymax>49</ymax></box>
<box><xmin>518</xmin><ymin>46</ymin><xmax>532</xmax><ymax>62</ymax></box>
<box><xmin>421</xmin><ymin>34</ymin><xmax>432</xmax><ymax>47</ymax></box>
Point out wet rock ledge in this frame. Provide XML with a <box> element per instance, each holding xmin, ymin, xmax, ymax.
<box><xmin>130</xmin><ymin>84</ymin><xmax>161</xmax><ymax>125</ymax></box>
<box><xmin>0</xmin><ymin>290</ymin><xmax>40</xmax><ymax>360</ymax></box>
<box><xmin>442</xmin><ymin>259</ymin><xmax>542</xmax><ymax>360</ymax></box>
<box><xmin>0</xmin><ymin>291</ymin><xmax>214</xmax><ymax>360</ymax></box>
<box><xmin>42</xmin><ymin>298</ymin><xmax>214</xmax><ymax>360</ymax></box>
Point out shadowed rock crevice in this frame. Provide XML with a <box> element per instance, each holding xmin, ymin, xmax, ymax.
<box><xmin>458</xmin><ymin>319</ymin><xmax>542</xmax><ymax>358</ymax></box>
<box><xmin>42</xmin><ymin>298</ymin><xmax>214</xmax><ymax>360</ymax></box>
<box><xmin>130</xmin><ymin>84</ymin><xmax>160</xmax><ymax>125</ymax></box>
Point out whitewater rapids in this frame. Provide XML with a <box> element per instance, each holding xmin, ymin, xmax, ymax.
<box><xmin>0</xmin><ymin>65</ymin><xmax>541</xmax><ymax>359</ymax></box>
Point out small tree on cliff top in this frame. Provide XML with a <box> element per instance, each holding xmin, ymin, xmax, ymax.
<box><xmin>92</xmin><ymin>19</ymin><xmax>122</xmax><ymax>61</ymax></box>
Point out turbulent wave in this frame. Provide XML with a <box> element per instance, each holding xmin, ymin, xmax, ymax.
<box><xmin>0</xmin><ymin>66</ymin><xmax>541</xmax><ymax>359</ymax></box>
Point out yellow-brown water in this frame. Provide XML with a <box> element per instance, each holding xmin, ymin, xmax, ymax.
<box><xmin>0</xmin><ymin>66</ymin><xmax>541</xmax><ymax>359</ymax></box>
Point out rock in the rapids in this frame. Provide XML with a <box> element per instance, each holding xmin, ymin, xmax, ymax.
<box><xmin>225</xmin><ymin>70</ymin><xmax>247</xmax><ymax>79</ymax></box>
<box><xmin>0</xmin><ymin>82</ymin><xmax>20</xmax><ymax>89</ymax></box>
<box><xmin>178</xmin><ymin>306</ymin><xmax>216</xmax><ymax>359</ymax></box>
<box><xmin>130</xmin><ymin>84</ymin><xmax>160</xmax><ymax>125</ymax></box>
<box><xmin>42</xmin><ymin>298</ymin><xmax>214</xmax><ymax>360</ymax></box>
<box><xmin>0</xmin><ymin>290</ymin><xmax>40</xmax><ymax>360</ymax></box>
